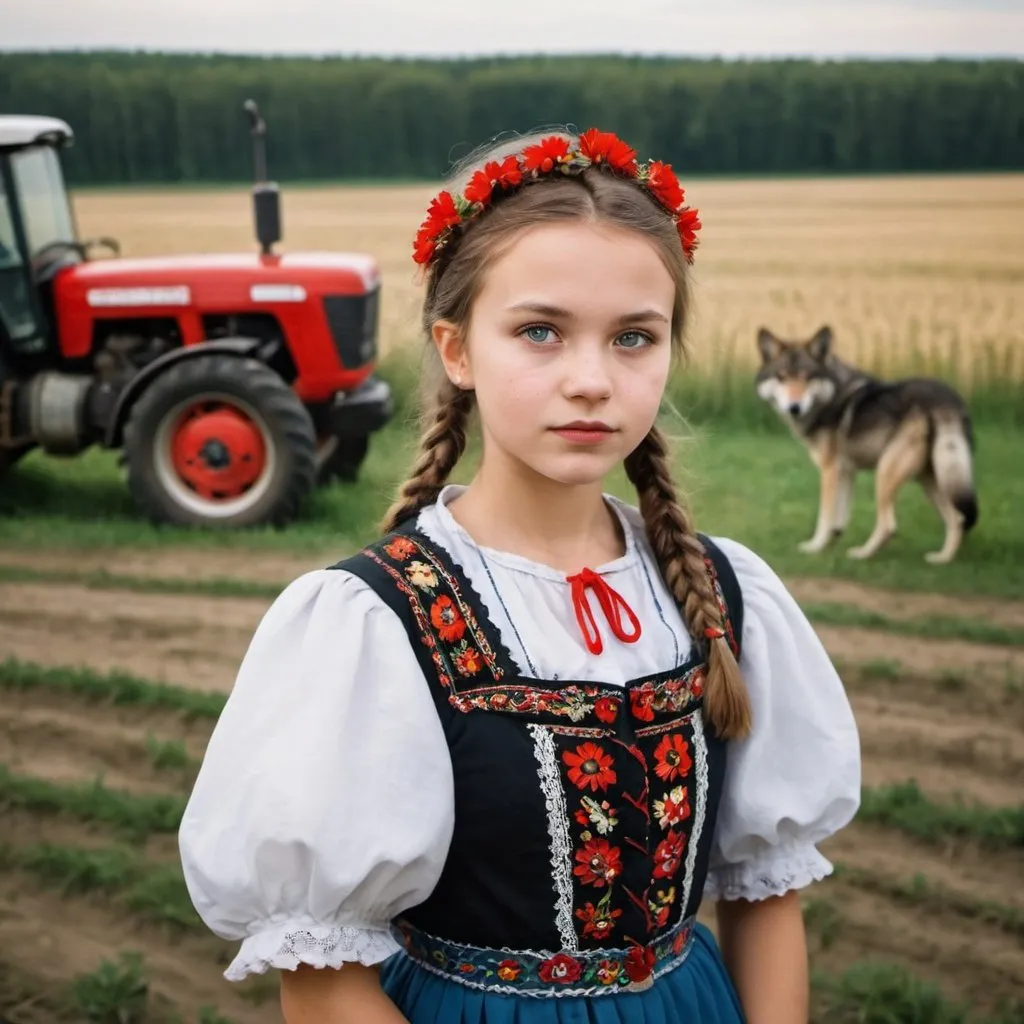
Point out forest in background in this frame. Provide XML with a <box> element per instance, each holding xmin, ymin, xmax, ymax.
<box><xmin>0</xmin><ymin>52</ymin><xmax>1020</xmax><ymax>184</ymax></box>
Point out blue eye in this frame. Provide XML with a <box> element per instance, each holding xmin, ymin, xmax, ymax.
<box><xmin>522</xmin><ymin>325</ymin><xmax>557</xmax><ymax>344</ymax></box>
<box><xmin>616</xmin><ymin>330</ymin><xmax>653</xmax><ymax>349</ymax></box>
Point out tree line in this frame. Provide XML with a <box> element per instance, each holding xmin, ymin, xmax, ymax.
<box><xmin>0</xmin><ymin>52</ymin><xmax>1020</xmax><ymax>185</ymax></box>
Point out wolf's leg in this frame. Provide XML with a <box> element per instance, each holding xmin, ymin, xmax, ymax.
<box><xmin>848</xmin><ymin>417</ymin><xmax>928</xmax><ymax>560</ymax></box>
<box><xmin>834</xmin><ymin>463</ymin><xmax>856</xmax><ymax>533</ymax></box>
<box><xmin>921</xmin><ymin>474</ymin><xmax>964</xmax><ymax>564</ymax></box>
<box><xmin>799</xmin><ymin>456</ymin><xmax>840</xmax><ymax>553</ymax></box>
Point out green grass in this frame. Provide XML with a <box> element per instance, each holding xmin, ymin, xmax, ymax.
<box><xmin>0</xmin><ymin>767</ymin><xmax>186</xmax><ymax>841</ymax></box>
<box><xmin>859</xmin><ymin>781</ymin><xmax>1024</xmax><ymax>850</ymax></box>
<box><xmin>0</xmin><ymin>658</ymin><xmax>227</xmax><ymax>719</ymax></box>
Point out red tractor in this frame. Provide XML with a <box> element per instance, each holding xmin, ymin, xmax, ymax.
<box><xmin>0</xmin><ymin>101</ymin><xmax>392</xmax><ymax>527</ymax></box>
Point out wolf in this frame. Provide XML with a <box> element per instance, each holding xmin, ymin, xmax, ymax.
<box><xmin>754</xmin><ymin>325</ymin><xmax>978</xmax><ymax>564</ymax></box>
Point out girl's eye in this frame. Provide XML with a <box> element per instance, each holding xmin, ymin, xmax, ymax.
<box><xmin>616</xmin><ymin>330</ymin><xmax>654</xmax><ymax>350</ymax></box>
<box><xmin>521</xmin><ymin>325</ymin><xmax>557</xmax><ymax>344</ymax></box>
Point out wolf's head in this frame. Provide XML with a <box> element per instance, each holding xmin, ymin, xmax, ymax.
<box><xmin>755</xmin><ymin>325</ymin><xmax>839</xmax><ymax>420</ymax></box>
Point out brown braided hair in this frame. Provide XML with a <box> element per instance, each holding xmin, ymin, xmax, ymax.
<box><xmin>625</xmin><ymin>428</ymin><xmax>752</xmax><ymax>739</ymax></box>
<box><xmin>384</xmin><ymin>129</ymin><xmax>753</xmax><ymax>737</ymax></box>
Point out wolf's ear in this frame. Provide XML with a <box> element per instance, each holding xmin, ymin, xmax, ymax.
<box><xmin>807</xmin><ymin>325</ymin><xmax>833</xmax><ymax>360</ymax></box>
<box><xmin>757</xmin><ymin>328</ymin><xmax>782</xmax><ymax>362</ymax></box>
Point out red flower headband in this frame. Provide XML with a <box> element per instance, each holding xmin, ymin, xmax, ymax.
<box><xmin>412</xmin><ymin>128</ymin><xmax>702</xmax><ymax>268</ymax></box>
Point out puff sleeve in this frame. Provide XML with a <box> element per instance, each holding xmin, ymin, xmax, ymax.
<box><xmin>703</xmin><ymin>539</ymin><xmax>861</xmax><ymax>902</ymax></box>
<box><xmin>178</xmin><ymin>569</ymin><xmax>454</xmax><ymax>980</ymax></box>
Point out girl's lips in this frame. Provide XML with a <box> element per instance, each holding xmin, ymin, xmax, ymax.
<box><xmin>551</xmin><ymin>423</ymin><xmax>615</xmax><ymax>444</ymax></box>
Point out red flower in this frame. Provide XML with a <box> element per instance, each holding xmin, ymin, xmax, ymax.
<box><xmin>672</xmin><ymin>928</ymin><xmax>687</xmax><ymax>955</ymax></box>
<box><xmin>430</xmin><ymin>595</ymin><xmax>466</xmax><ymax>642</ymax></box>
<box><xmin>454</xmin><ymin>646</ymin><xmax>483</xmax><ymax>676</ymax></box>
<box><xmin>653</xmin><ymin>830</ymin><xmax>686</xmax><ymax>879</ymax></box>
<box><xmin>424</xmin><ymin>190</ymin><xmax>461</xmax><ymax>232</ymax></box>
<box><xmin>562</xmin><ymin>742</ymin><xmax>617</xmax><ymax>792</ymax></box>
<box><xmin>575</xmin><ymin>901</ymin><xmax>623</xmax><ymax>939</ymax></box>
<box><xmin>594</xmin><ymin>696</ymin><xmax>618</xmax><ymax>724</ymax></box>
<box><xmin>624</xmin><ymin>945</ymin><xmax>656</xmax><ymax>984</ymax></box>
<box><xmin>463</xmin><ymin>155</ymin><xmax>523</xmax><ymax>206</ymax></box>
<box><xmin>412</xmin><ymin>228</ymin><xmax>436</xmax><ymax>265</ymax></box>
<box><xmin>575</xmin><ymin>808</ymin><xmax>590</xmax><ymax>827</ymax></box>
<box><xmin>573</xmin><ymin>838</ymin><xmax>622</xmax><ymax>887</ymax></box>
<box><xmin>578</xmin><ymin>128</ymin><xmax>638</xmax><ymax>175</ymax></box>
<box><xmin>383</xmin><ymin>536</ymin><xmax>418</xmax><ymax>561</ymax></box>
<box><xmin>489</xmin><ymin>691</ymin><xmax>509</xmax><ymax>709</ymax></box>
<box><xmin>654</xmin><ymin>786</ymin><xmax>692</xmax><ymax>829</ymax></box>
<box><xmin>522</xmin><ymin>135</ymin><xmax>572</xmax><ymax>174</ymax></box>
<box><xmin>458</xmin><ymin>962</ymin><xmax>476</xmax><ymax>974</ymax></box>
<box><xmin>676</xmin><ymin>207</ymin><xmax>702</xmax><ymax>262</ymax></box>
<box><xmin>654</xmin><ymin>733</ymin><xmax>692</xmax><ymax>783</ymax></box>
<box><xmin>497</xmin><ymin>959</ymin><xmax>521</xmax><ymax>981</ymax></box>
<box><xmin>630</xmin><ymin>684</ymin><xmax>656</xmax><ymax>723</ymax></box>
<box><xmin>597</xmin><ymin>960</ymin><xmax>621</xmax><ymax>985</ymax></box>
<box><xmin>538</xmin><ymin>952</ymin><xmax>583</xmax><ymax>984</ymax></box>
<box><xmin>645</xmin><ymin>160</ymin><xmax>685</xmax><ymax>212</ymax></box>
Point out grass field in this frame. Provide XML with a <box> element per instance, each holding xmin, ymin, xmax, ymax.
<box><xmin>1</xmin><ymin>175</ymin><xmax>1023</xmax><ymax>1023</ymax></box>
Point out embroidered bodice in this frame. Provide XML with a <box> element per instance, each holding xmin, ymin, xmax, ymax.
<box><xmin>178</xmin><ymin>487</ymin><xmax>861</xmax><ymax>982</ymax></box>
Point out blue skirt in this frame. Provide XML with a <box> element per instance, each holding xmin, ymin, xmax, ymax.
<box><xmin>380</xmin><ymin>922</ymin><xmax>745</xmax><ymax>1024</ymax></box>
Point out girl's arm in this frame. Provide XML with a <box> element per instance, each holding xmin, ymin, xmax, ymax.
<box><xmin>280</xmin><ymin>963</ymin><xmax>409</xmax><ymax>1024</ymax></box>
<box><xmin>716</xmin><ymin>891</ymin><xmax>809</xmax><ymax>1024</ymax></box>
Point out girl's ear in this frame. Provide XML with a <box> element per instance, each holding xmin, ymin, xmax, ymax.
<box><xmin>432</xmin><ymin>320</ymin><xmax>473</xmax><ymax>389</ymax></box>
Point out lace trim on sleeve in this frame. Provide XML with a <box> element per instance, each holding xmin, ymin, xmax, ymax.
<box><xmin>702</xmin><ymin>844</ymin><xmax>833</xmax><ymax>903</ymax></box>
<box><xmin>224</xmin><ymin>923</ymin><xmax>400</xmax><ymax>980</ymax></box>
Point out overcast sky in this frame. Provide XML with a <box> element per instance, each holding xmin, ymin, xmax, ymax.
<box><xmin>1</xmin><ymin>0</ymin><xmax>1021</xmax><ymax>58</ymax></box>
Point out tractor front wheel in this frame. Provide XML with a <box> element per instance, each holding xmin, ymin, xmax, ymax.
<box><xmin>316</xmin><ymin>434</ymin><xmax>370</xmax><ymax>486</ymax></box>
<box><xmin>123</xmin><ymin>355</ymin><xmax>316</xmax><ymax>527</ymax></box>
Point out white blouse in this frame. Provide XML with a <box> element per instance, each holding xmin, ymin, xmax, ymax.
<box><xmin>179</xmin><ymin>485</ymin><xmax>861</xmax><ymax>981</ymax></box>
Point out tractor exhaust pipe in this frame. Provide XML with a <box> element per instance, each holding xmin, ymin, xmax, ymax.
<box><xmin>243</xmin><ymin>99</ymin><xmax>281</xmax><ymax>257</ymax></box>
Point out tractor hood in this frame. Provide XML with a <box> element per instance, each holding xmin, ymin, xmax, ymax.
<box><xmin>60</xmin><ymin>251</ymin><xmax>381</xmax><ymax>309</ymax></box>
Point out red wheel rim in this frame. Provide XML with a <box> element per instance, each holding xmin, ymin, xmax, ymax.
<box><xmin>170</xmin><ymin>400</ymin><xmax>267</xmax><ymax>500</ymax></box>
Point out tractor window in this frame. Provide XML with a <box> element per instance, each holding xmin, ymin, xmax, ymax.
<box><xmin>10</xmin><ymin>145</ymin><xmax>76</xmax><ymax>260</ymax></box>
<box><xmin>0</xmin><ymin>176</ymin><xmax>22</xmax><ymax>269</ymax></box>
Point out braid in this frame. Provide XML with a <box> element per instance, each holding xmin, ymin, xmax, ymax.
<box><xmin>380</xmin><ymin>378</ymin><xmax>473</xmax><ymax>533</ymax></box>
<box><xmin>625</xmin><ymin>427</ymin><xmax>752</xmax><ymax>740</ymax></box>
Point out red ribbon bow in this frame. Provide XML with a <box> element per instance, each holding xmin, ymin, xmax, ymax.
<box><xmin>566</xmin><ymin>568</ymin><xmax>642</xmax><ymax>655</ymax></box>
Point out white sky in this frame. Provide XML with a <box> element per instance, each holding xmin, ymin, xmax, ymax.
<box><xmin>1</xmin><ymin>0</ymin><xmax>1022</xmax><ymax>58</ymax></box>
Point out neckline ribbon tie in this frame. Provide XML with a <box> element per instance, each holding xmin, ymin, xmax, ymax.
<box><xmin>566</xmin><ymin>567</ymin><xmax>643</xmax><ymax>655</ymax></box>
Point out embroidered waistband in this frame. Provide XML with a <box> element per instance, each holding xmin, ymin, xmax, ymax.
<box><xmin>391</xmin><ymin>915</ymin><xmax>697</xmax><ymax>998</ymax></box>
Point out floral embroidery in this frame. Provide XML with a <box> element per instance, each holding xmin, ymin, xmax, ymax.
<box><xmin>497</xmin><ymin>959</ymin><xmax>521</xmax><ymax>981</ymax></box>
<box><xmin>430</xmin><ymin>595</ymin><xmax>466</xmax><ymax>642</ymax></box>
<box><xmin>594</xmin><ymin>696</ymin><xmax>618</xmax><ymax>723</ymax></box>
<box><xmin>653</xmin><ymin>785</ymin><xmax>691</xmax><ymax>829</ymax></box>
<box><xmin>383</xmin><ymin>536</ymin><xmax>418</xmax><ymax>560</ymax></box>
<box><xmin>577</xmin><ymin>794</ymin><xmax>619</xmax><ymax>835</ymax></box>
<box><xmin>563</xmin><ymin>742</ymin><xmax>617</xmax><ymax>792</ymax></box>
<box><xmin>624</xmin><ymin>945</ymin><xmax>657</xmax><ymax>984</ymax></box>
<box><xmin>454</xmin><ymin>645</ymin><xmax>483</xmax><ymax>676</ymax></box>
<box><xmin>573</xmin><ymin>838</ymin><xmax>622</xmax><ymax>887</ymax></box>
<box><xmin>597</xmin><ymin>960</ymin><xmax>622</xmax><ymax>985</ymax></box>
<box><xmin>649</xmin><ymin>886</ymin><xmax>677</xmax><ymax>927</ymax></box>
<box><xmin>575</xmin><ymin>901</ymin><xmax>623</xmax><ymax>939</ymax></box>
<box><xmin>653</xmin><ymin>830</ymin><xmax>686</xmax><ymax>879</ymax></box>
<box><xmin>405</xmin><ymin>560</ymin><xmax>438</xmax><ymax>590</ymax></box>
<box><xmin>654</xmin><ymin>733</ymin><xmax>692</xmax><ymax>782</ymax></box>
<box><xmin>449</xmin><ymin>684</ymin><xmax>619</xmax><ymax>723</ymax></box>
<box><xmin>538</xmin><ymin>953</ymin><xmax>583</xmax><ymax>984</ymax></box>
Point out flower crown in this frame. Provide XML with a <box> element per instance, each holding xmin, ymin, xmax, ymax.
<box><xmin>412</xmin><ymin>128</ymin><xmax>702</xmax><ymax>269</ymax></box>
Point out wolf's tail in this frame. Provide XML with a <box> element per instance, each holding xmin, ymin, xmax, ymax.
<box><xmin>930</xmin><ymin>408</ymin><xmax>978</xmax><ymax>531</ymax></box>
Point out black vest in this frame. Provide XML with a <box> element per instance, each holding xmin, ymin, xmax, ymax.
<box><xmin>334</xmin><ymin>524</ymin><xmax>743</xmax><ymax>955</ymax></box>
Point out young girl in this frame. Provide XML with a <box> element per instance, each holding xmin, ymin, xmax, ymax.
<box><xmin>179</xmin><ymin>128</ymin><xmax>861</xmax><ymax>1024</ymax></box>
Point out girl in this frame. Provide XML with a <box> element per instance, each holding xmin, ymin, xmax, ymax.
<box><xmin>179</xmin><ymin>128</ymin><xmax>861</xmax><ymax>1024</ymax></box>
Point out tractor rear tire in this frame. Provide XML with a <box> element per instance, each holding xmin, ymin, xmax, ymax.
<box><xmin>123</xmin><ymin>354</ymin><xmax>316</xmax><ymax>528</ymax></box>
<box><xmin>316</xmin><ymin>434</ymin><xmax>370</xmax><ymax>486</ymax></box>
<box><xmin>0</xmin><ymin>443</ymin><xmax>33</xmax><ymax>479</ymax></box>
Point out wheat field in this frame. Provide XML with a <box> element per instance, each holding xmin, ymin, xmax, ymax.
<box><xmin>73</xmin><ymin>174</ymin><xmax>1024</xmax><ymax>384</ymax></box>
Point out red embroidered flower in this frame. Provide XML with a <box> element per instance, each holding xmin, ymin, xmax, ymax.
<box><xmin>645</xmin><ymin>160</ymin><xmax>685</xmax><ymax>212</ymax></box>
<box><xmin>653</xmin><ymin>830</ymin><xmax>686</xmax><ymax>879</ymax></box>
<box><xmin>464</xmin><ymin>155</ymin><xmax>523</xmax><ymax>206</ymax></box>
<box><xmin>538</xmin><ymin>953</ymin><xmax>583</xmax><ymax>984</ymax></box>
<box><xmin>497</xmin><ymin>959</ymin><xmax>522</xmax><ymax>981</ymax></box>
<box><xmin>630</xmin><ymin>683</ymin><xmax>656</xmax><ymax>722</ymax></box>
<box><xmin>575</xmin><ymin>808</ymin><xmax>590</xmax><ymax>827</ymax></box>
<box><xmin>575</xmin><ymin>901</ymin><xmax>623</xmax><ymax>939</ymax></box>
<box><xmin>574</xmin><ymin>838</ymin><xmax>622</xmax><ymax>887</ymax></box>
<box><xmin>562</xmin><ymin>742</ymin><xmax>617</xmax><ymax>792</ymax></box>
<box><xmin>654</xmin><ymin>733</ymin><xmax>692</xmax><ymax>782</ymax></box>
<box><xmin>624</xmin><ymin>945</ymin><xmax>656</xmax><ymax>984</ymax></box>
<box><xmin>430</xmin><ymin>595</ymin><xmax>466</xmax><ymax>642</ymax></box>
<box><xmin>672</xmin><ymin>928</ymin><xmax>688</xmax><ymax>955</ymax></box>
<box><xmin>594</xmin><ymin>696</ymin><xmax>619</xmax><ymax>724</ymax></box>
<box><xmin>489</xmin><ymin>691</ymin><xmax>509</xmax><ymax>709</ymax></box>
<box><xmin>676</xmin><ymin>206</ymin><xmax>702</xmax><ymax>262</ymax></box>
<box><xmin>690</xmin><ymin>669</ymin><xmax>705</xmax><ymax>699</ymax></box>
<box><xmin>597</xmin><ymin>959</ymin><xmax>622</xmax><ymax>985</ymax></box>
<box><xmin>579</xmin><ymin>128</ymin><xmax>638</xmax><ymax>175</ymax></box>
<box><xmin>454</xmin><ymin>646</ymin><xmax>483</xmax><ymax>676</ymax></box>
<box><xmin>522</xmin><ymin>136</ymin><xmax>572</xmax><ymax>174</ymax></box>
<box><xmin>383</xmin><ymin>536</ymin><xmax>418</xmax><ymax>561</ymax></box>
<box><xmin>653</xmin><ymin>785</ymin><xmax>691</xmax><ymax>829</ymax></box>
<box><xmin>458</xmin><ymin>962</ymin><xmax>476</xmax><ymax>974</ymax></box>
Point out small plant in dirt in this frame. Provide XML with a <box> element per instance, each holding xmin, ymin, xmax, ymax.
<box><xmin>145</xmin><ymin>735</ymin><xmax>193</xmax><ymax>773</ymax></box>
<box><xmin>196</xmin><ymin>1008</ymin><xmax>235</xmax><ymax>1024</ymax></box>
<box><xmin>802</xmin><ymin>894</ymin><xmax>843</xmax><ymax>951</ymax></box>
<box><xmin>69</xmin><ymin>951</ymin><xmax>149</xmax><ymax>1024</ymax></box>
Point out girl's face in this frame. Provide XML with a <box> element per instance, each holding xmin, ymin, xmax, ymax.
<box><xmin>434</xmin><ymin>220</ymin><xmax>676</xmax><ymax>490</ymax></box>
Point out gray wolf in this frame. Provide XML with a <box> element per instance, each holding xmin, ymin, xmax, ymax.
<box><xmin>755</xmin><ymin>325</ymin><xmax>978</xmax><ymax>564</ymax></box>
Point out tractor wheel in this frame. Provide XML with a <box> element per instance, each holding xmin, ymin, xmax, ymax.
<box><xmin>0</xmin><ymin>443</ymin><xmax>34</xmax><ymax>479</ymax></box>
<box><xmin>123</xmin><ymin>355</ymin><xmax>316</xmax><ymax>528</ymax></box>
<box><xmin>316</xmin><ymin>434</ymin><xmax>370</xmax><ymax>486</ymax></box>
